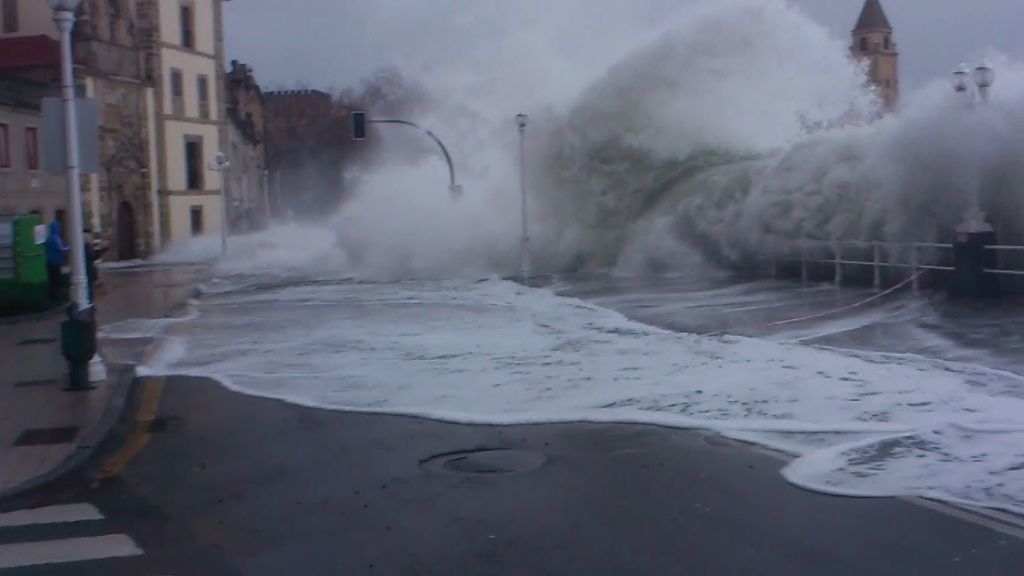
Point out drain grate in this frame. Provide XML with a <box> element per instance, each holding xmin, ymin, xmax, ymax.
<box><xmin>13</xmin><ymin>426</ymin><xmax>79</xmax><ymax>446</ymax></box>
<box><xmin>13</xmin><ymin>379</ymin><xmax>59</xmax><ymax>388</ymax></box>
<box><xmin>422</xmin><ymin>449</ymin><xmax>546</xmax><ymax>476</ymax></box>
<box><xmin>16</xmin><ymin>337</ymin><xmax>57</xmax><ymax>347</ymax></box>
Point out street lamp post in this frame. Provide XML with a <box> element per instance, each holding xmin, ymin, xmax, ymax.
<box><xmin>51</xmin><ymin>0</ymin><xmax>100</xmax><ymax>390</ymax></box>
<box><xmin>209</xmin><ymin>152</ymin><xmax>230</xmax><ymax>254</ymax></box>
<box><xmin>952</xmin><ymin>60</ymin><xmax>995</xmax><ymax>234</ymax></box>
<box><xmin>516</xmin><ymin>113</ymin><xmax>530</xmax><ymax>282</ymax></box>
<box><xmin>950</xmin><ymin>59</ymin><xmax>999</xmax><ymax>298</ymax></box>
<box><xmin>51</xmin><ymin>0</ymin><xmax>89</xmax><ymax>314</ymax></box>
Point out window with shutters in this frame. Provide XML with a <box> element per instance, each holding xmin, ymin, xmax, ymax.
<box><xmin>185</xmin><ymin>136</ymin><xmax>204</xmax><ymax>190</ymax></box>
<box><xmin>197</xmin><ymin>74</ymin><xmax>210</xmax><ymax>120</ymax></box>
<box><xmin>25</xmin><ymin>127</ymin><xmax>38</xmax><ymax>170</ymax></box>
<box><xmin>170</xmin><ymin>69</ymin><xmax>184</xmax><ymax>116</ymax></box>
<box><xmin>180</xmin><ymin>2</ymin><xmax>194</xmax><ymax>48</ymax></box>
<box><xmin>0</xmin><ymin>124</ymin><xmax>9</xmax><ymax>169</ymax></box>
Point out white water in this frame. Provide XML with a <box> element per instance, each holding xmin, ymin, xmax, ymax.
<box><xmin>115</xmin><ymin>0</ymin><xmax>1024</xmax><ymax>515</ymax></box>
<box><xmin>101</xmin><ymin>261</ymin><xmax>1024</xmax><ymax>515</ymax></box>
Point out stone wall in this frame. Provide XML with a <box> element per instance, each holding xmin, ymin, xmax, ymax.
<box><xmin>225</xmin><ymin>60</ymin><xmax>266</xmax><ymax>231</ymax></box>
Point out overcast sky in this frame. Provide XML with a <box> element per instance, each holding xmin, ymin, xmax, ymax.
<box><xmin>224</xmin><ymin>0</ymin><xmax>1024</xmax><ymax>95</ymax></box>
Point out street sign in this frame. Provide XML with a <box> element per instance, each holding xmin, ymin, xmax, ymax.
<box><xmin>42</xmin><ymin>97</ymin><xmax>100</xmax><ymax>175</ymax></box>
<box><xmin>352</xmin><ymin>111</ymin><xmax>367</xmax><ymax>140</ymax></box>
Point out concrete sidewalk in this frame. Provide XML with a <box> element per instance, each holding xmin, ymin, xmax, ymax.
<box><xmin>0</xmin><ymin>264</ymin><xmax>210</xmax><ymax>499</ymax></box>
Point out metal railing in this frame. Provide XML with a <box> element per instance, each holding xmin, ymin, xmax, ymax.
<box><xmin>775</xmin><ymin>240</ymin><xmax>955</xmax><ymax>293</ymax></box>
<box><xmin>985</xmin><ymin>246</ymin><xmax>1024</xmax><ymax>277</ymax></box>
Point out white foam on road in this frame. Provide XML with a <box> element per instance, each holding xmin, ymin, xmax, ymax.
<box><xmin>104</xmin><ymin>278</ymin><xmax>1024</xmax><ymax>515</ymax></box>
<box><xmin>0</xmin><ymin>534</ymin><xmax>142</xmax><ymax>569</ymax></box>
<box><xmin>0</xmin><ymin>504</ymin><xmax>103</xmax><ymax>528</ymax></box>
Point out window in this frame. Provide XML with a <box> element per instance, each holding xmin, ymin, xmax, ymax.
<box><xmin>25</xmin><ymin>127</ymin><xmax>38</xmax><ymax>170</ymax></box>
<box><xmin>197</xmin><ymin>74</ymin><xmax>209</xmax><ymax>120</ymax></box>
<box><xmin>170</xmin><ymin>68</ymin><xmax>184</xmax><ymax>116</ymax></box>
<box><xmin>107</xmin><ymin>0</ymin><xmax>121</xmax><ymax>42</ymax></box>
<box><xmin>0</xmin><ymin>124</ymin><xmax>9</xmax><ymax>168</ymax></box>
<box><xmin>859</xmin><ymin>37</ymin><xmax>867</xmax><ymax>52</ymax></box>
<box><xmin>185</xmin><ymin>136</ymin><xmax>203</xmax><ymax>190</ymax></box>
<box><xmin>884</xmin><ymin>35</ymin><xmax>891</xmax><ymax>51</ymax></box>
<box><xmin>190</xmin><ymin>205</ymin><xmax>203</xmax><ymax>236</ymax></box>
<box><xmin>180</xmin><ymin>2</ymin><xmax>194</xmax><ymax>48</ymax></box>
<box><xmin>2</xmin><ymin>0</ymin><xmax>18</xmax><ymax>34</ymax></box>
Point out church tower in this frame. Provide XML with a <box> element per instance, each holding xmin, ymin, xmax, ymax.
<box><xmin>851</xmin><ymin>0</ymin><xmax>899</xmax><ymax>111</ymax></box>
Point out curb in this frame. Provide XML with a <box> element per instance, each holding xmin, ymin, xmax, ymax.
<box><xmin>0</xmin><ymin>361</ymin><xmax>140</xmax><ymax>503</ymax></box>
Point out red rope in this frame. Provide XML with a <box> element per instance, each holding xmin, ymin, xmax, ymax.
<box><xmin>766</xmin><ymin>270</ymin><xmax>927</xmax><ymax>328</ymax></box>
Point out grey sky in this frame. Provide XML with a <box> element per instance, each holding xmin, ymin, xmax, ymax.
<box><xmin>224</xmin><ymin>0</ymin><xmax>1024</xmax><ymax>94</ymax></box>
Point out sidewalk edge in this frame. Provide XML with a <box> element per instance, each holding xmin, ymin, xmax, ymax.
<box><xmin>0</xmin><ymin>362</ymin><xmax>139</xmax><ymax>502</ymax></box>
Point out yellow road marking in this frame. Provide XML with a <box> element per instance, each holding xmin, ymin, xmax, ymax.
<box><xmin>96</xmin><ymin>377</ymin><xmax>165</xmax><ymax>479</ymax></box>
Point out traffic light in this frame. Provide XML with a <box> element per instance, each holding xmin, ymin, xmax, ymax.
<box><xmin>352</xmin><ymin>111</ymin><xmax>367</xmax><ymax>140</ymax></box>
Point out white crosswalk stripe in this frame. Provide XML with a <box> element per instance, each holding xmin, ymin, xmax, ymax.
<box><xmin>0</xmin><ymin>534</ymin><xmax>143</xmax><ymax>569</ymax></box>
<box><xmin>0</xmin><ymin>503</ymin><xmax>104</xmax><ymax>528</ymax></box>
<box><xmin>0</xmin><ymin>502</ymin><xmax>144</xmax><ymax>570</ymax></box>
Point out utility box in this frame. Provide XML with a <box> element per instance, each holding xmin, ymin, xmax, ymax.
<box><xmin>0</xmin><ymin>214</ymin><xmax>50</xmax><ymax>314</ymax></box>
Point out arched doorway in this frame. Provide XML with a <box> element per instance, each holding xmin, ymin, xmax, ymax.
<box><xmin>117</xmin><ymin>201</ymin><xmax>137</xmax><ymax>260</ymax></box>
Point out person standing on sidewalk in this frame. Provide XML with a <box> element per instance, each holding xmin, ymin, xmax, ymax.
<box><xmin>83</xmin><ymin>229</ymin><xmax>108</xmax><ymax>302</ymax></box>
<box><xmin>44</xmin><ymin>221</ymin><xmax>69</xmax><ymax>303</ymax></box>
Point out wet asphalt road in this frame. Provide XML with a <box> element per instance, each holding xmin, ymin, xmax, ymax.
<box><xmin>4</xmin><ymin>375</ymin><xmax>1024</xmax><ymax>575</ymax></box>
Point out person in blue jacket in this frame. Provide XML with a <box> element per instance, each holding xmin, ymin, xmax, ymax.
<box><xmin>44</xmin><ymin>220</ymin><xmax>69</xmax><ymax>302</ymax></box>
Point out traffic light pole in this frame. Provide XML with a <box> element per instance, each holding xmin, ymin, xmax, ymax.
<box><xmin>351</xmin><ymin>113</ymin><xmax>462</xmax><ymax>197</ymax></box>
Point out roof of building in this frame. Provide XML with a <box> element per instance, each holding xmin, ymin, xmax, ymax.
<box><xmin>0</xmin><ymin>35</ymin><xmax>60</xmax><ymax>70</ymax></box>
<box><xmin>854</xmin><ymin>0</ymin><xmax>892</xmax><ymax>32</ymax></box>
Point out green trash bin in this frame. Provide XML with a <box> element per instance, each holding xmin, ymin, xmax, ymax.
<box><xmin>0</xmin><ymin>214</ymin><xmax>49</xmax><ymax>314</ymax></box>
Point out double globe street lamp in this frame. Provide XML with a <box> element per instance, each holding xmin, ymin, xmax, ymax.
<box><xmin>951</xmin><ymin>59</ymin><xmax>996</xmax><ymax>234</ymax></box>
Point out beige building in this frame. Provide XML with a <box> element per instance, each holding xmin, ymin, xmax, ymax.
<box><xmin>0</xmin><ymin>81</ymin><xmax>66</xmax><ymax>225</ymax></box>
<box><xmin>851</xmin><ymin>0</ymin><xmax>899</xmax><ymax>111</ymax></box>
<box><xmin>0</xmin><ymin>0</ymin><xmax>230</xmax><ymax>258</ymax></box>
<box><xmin>154</xmin><ymin>0</ymin><xmax>228</xmax><ymax>242</ymax></box>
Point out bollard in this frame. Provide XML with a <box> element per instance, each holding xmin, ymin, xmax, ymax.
<box><xmin>61</xmin><ymin>310</ymin><xmax>97</xmax><ymax>391</ymax></box>
<box><xmin>951</xmin><ymin>231</ymin><xmax>999</xmax><ymax>299</ymax></box>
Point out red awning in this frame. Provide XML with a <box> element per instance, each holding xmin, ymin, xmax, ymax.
<box><xmin>0</xmin><ymin>35</ymin><xmax>60</xmax><ymax>70</ymax></box>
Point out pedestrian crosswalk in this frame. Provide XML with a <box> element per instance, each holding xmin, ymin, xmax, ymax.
<box><xmin>0</xmin><ymin>502</ymin><xmax>143</xmax><ymax>571</ymax></box>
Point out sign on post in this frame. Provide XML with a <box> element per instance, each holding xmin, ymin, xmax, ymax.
<box><xmin>42</xmin><ymin>97</ymin><xmax>100</xmax><ymax>175</ymax></box>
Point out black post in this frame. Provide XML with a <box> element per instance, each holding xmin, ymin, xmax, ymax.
<box><xmin>951</xmin><ymin>230</ymin><xmax>999</xmax><ymax>299</ymax></box>
<box><xmin>61</xmin><ymin>307</ymin><xmax>97</xmax><ymax>391</ymax></box>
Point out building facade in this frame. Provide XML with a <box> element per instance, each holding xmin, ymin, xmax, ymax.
<box><xmin>851</xmin><ymin>0</ymin><xmax>899</xmax><ymax>111</ymax></box>
<box><xmin>0</xmin><ymin>0</ymin><xmax>231</xmax><ymax>258</ymax></box>
<box><xmin>152</xmin><ymin>0</ymin><xmax>228</xmax><ymax>243</ymax></box>
<box><xmin>264</xmin><ymin>89</ymin><xmax>349</xmax><ymax>218</ymax></box>
<box><xmin>0</xmin><ymin>80</ymin><xmax>66</xmax><ymax>226</ymax></box>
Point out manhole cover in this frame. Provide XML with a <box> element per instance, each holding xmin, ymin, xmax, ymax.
<box><xmin>422</xmin><ymin>449</ymin><xmax>546</xmax><ymax>475</ymax></box>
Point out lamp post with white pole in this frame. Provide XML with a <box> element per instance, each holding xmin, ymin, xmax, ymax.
<box><xmin>950</xmin><ymin>60</ymin><xmax>999</xmax><ymax>298</ymax></box>
<box><xmin>209</xmin><ymin>152</ymin><xmax>230</xmax><ymax>254</ymax></box>
<box><xmin>51</xmin><ymin>0</ymin><xmax>101</xmax><ymax>390</ymax></box>
<box><xmin>516</xmin><ymin>113</ymin><xmax>530</xmax><ymax>282</ymax></box>
<box><xmin>50</xmin><ymin>0</ymin><xmax>89</xmax><ymax>314</ymax></box>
